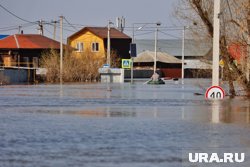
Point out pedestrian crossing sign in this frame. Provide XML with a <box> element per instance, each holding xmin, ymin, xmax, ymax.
<box><xmin>122</xmin><ymin>59</ymin><xmax>131</xmax><ymax>69</ymax></box>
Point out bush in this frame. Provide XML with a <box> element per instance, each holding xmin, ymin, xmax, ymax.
<box><xmin>40</xmin><ymin>49</ymin><xmax>106</xmax><ymax>83</ymax></box>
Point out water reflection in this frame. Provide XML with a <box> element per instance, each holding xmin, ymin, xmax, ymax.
<box><xmin>211</xmin><ymin>100</ymin><xmax>220</xmax><ymax>123</ymax></box>
<box><xmin>63</xmin><ymin>107</ymin><xmax>161</xmax><ymax>118</ymax></box>
<box><xmin>210</xmin><ymin>98</ymin><xmax>250</xmax><ymax>124</ymax></box>
<box><xmin>1</xmin><ymin>80</ymin><xmax>250</xmax><ymax>167</ymax></box>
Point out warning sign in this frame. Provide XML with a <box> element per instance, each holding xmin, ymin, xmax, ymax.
<box><xmin>122</xmin><ymin>59</ymin><xmax>131</xmax><ymax>69</ymax></box>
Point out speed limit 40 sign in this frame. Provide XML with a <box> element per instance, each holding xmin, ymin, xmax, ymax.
<box><xmin>205</xmin><ymin>86</ymin><xmax>225</xmax><ymax>100</ymax></box>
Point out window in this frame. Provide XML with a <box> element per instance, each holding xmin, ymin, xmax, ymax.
<box><xmin>76</xmin><ymin>42</ymin><xmax>84</xmax><ymax>52</ymax></box>
<box><xmin>92</xmin><ymin>42</ymin><xmax>99</xmax><ymax>52</ymax></box>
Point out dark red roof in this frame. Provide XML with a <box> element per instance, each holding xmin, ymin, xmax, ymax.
<box><xmin>0</xmin><ymin>34</ymin><xmax>61</xmax><ymax>49</ymax></box>
<box><xmin>68</xmin><ymin>27</ymin><xmax>131</xmax><ymax>40</ymax></box>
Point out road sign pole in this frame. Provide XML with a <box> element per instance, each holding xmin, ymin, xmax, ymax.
<box><xmin>212</xmin><ymin>0</ymin><xmax>221</xmax><ymax>86</ymax></box>
<box><xmin>131</xmin><ymin>58</ymin><xmax>133</xmax><ymax>84</ymax></box>
<box><xmin>60</xmin><ymin>16</ymin><xmax>63</xmax><ymax>85</ymax></box>
<box><xmin>182</xmin><ymin>26</ymin><xmax>186</xmax><ymax>84</ymax></box>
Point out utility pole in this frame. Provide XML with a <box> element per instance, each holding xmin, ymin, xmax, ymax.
<box><xmin>212</xmin><ymin>0</ymin><xmax>221</xmax><ymax>86</ymax></box>
<box><xmin>182</xmin><ymin>26</ymin><xmax>186</xmax><ymax>84</ymax></box>
<box><xmin>131</xmin><ymin>24</ymin><xmax>135</xmax><ymax>84</ymax></box>
<box><xmin>107</xmin><ymin>20</ymin><xmax>112</xmax><ymax>67</ymax></box>
<box><xmin>247</xmin><ymin>0</ymin><xmax>250</xmax><ymax>82</ymax></box>
<box><xmin>154</xmin><ymin>22</ymin><xmax>161</xmax><ymax>74</ymax></box>
<box><xmin>60</xmin><ymin>16</ymin><xmax>63</xmax><ymax>84</ymax></box>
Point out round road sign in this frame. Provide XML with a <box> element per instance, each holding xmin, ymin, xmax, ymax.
<box><xmin>205</xmin><ymin>86</ymin><xmax>225</xmax><ymax>100</ymax></box>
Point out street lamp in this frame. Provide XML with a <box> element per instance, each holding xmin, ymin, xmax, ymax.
<box><xmin>181</xmin><ymin>26</ymin><xmax>189</xmax><ymax>84</ymax></box>
<box><xmin>154</xmin><ymin>22</ymin><xmax>161</xmax><ymax>74</ymax></box>
<box><xmin>131</xmin><ymin>22</ymin><xmax>161</xmax><ymax>81</ymax></box>
<box><xmin>107</xmin><ymin>20</ymin><xmax>114</xmax><ymax>67</ymax></box>
<box><xmin>212</xmin><ymin>0</ymin><xmax>221</xmax><ymax>86</ymax></box>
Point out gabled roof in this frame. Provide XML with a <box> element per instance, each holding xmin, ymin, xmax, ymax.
<box><xmin>134</xmin><ymin>50</ymin><xmax>182</xmax><ymax>64</ymax></box>
<box><xmin>0</xmin><ymin>34</ymin><xmax>61</xmax><ymax>49</ymax></box>
<box><xmin>68</xmin><ymin>27</ymin><xmax>131</xmax><ymax>40</ymax></box>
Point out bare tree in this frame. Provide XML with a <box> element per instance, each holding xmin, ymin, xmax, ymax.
<box><xmin>176</xmin><ymin>0</ymin><xmax>250</xmax><ymax>97</ymax></box>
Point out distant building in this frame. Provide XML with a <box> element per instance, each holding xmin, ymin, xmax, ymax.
<box><xmin>135</xmin><ymin>39</ymin><xmax>212</xmax><ymax>78</ymax></box>
<box><xmin>67</xmin><ymin>27</ymin><xmax>132</xmax><ymax>64</ymax></box>
<box><xmin>133</xmin><ymin>50</ymin><xmax>182</xmax><ymax>78</ymax></box>
<box><xmin>0</xmin><ymin>34</ymin><xmax>61</xmax><ymax>67</ymax></box>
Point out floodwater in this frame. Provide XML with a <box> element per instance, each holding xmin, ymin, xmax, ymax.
<box><xmin>0</xmin><ymin>79</ymin><xmax>250</xmax><ymax>167</ymax></box>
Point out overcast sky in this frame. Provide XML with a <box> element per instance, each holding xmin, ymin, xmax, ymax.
<box><xmin>0</xmin><ymin>0</ymin><xmax>182</xmax><ymax>41</ymax></box>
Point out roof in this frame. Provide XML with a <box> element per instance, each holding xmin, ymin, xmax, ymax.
<box><xmin>0</xmin><ymin>34</ymin><xmax>61</xmax><ymax>49</ymax></box>
<box><xmin>184</xmin><ymin>59</ymin><xmax>212</xmax><ymax>69</ymax></box>
<box><xmin>0</xmin><ymin>35</ymin><xmax>9</xmax><ymax>40</ymax></box>
<box><xmin>134</xmin><ymin>50</ymin><xmax>182</xmax><ymax>64</ymax></box>
<box><xmin>135</xmin><ymin>39</ymin><xmax>211</xmax><ymax>57</ymax></box>
<box><xmin>228</xmin><ymin>42</ymin><xmax>247</xmax><ymax>62</ymax></box>
<box><xmin>68</xmin><ymin>27</ymin><xmax>131</xmax><ymax>40</ymax></box>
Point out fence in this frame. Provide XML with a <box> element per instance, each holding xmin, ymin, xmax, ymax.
<box><xmin>0</xmin><ymin>62</ymin><xmax>36</xmax><ymax>84</ymax></box>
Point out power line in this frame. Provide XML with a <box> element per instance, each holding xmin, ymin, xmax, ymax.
<box><xmin>0</xmin><ymin>3</ymin><xmax>35</xmax><ymax>23</ymax></box>
<box><xmin>0</xmin><ymin>5</ymin><xmax>205</xmax><ymax>41</ymax></box>
<box><xmin>43</xmin><ymin>27</ymin><xmax>67</xmax><ymax>41</ymax></box>
<box><xmin>43</xmin><ymin>27</ymin><xmax>54</xmax><ymax>36</ymax></box>
<box><xmin>64</xmin><ymin>17</ymin><xmax>78</xmax><ymax>31</ymax></box>
<box><xmin>47</xmin><ymin>23</ymin><xmax>76</xmax><ymax>33</ymax></box>
<box><xmin>0</xmin><ymin>22</ymin><xmax>37</xmax><ymax>32</ymax></box>
<box><xmin>134</xmin><ymin>31</ymin><xmax>155</xmax><ymax>37</ymax></box>
<box><xmin>159</xmin><ymin>30</ymin><xmax>181</xmax><ymax>39</ymax></box>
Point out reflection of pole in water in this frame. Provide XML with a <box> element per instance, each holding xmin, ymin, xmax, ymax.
<box><xmin>247</xmin><ymin>100</ymin><xmax>250</xmax><ymax>124</ymax></box>
<box><xmin>59</xmin><ymin>83</ymin><xmax>63</xmax><ymax>114</ymax></box>
<box><xmin>106</xmin><ymin>68</ymin><xmax>112</xmax><ymax>92</ymax></box>
<box><xmin>211</xmin><ymin>100</ymin><xmax>220</xmax><ymax>123</ymax></box>
<box><xmin>153</xmin><ymin>107</ymin><xmax>158</xmax><ymax>118</ymax></box>
<box><xmin>181</xmin><ymin>107</ymin><xmax>185</xmax><ymax>120</ymax></box>
<box><xmin>106</xmin><ymin>106</ymin><xmax>111</xmax><ymax>117</ymax></box>
<box><xmin>60</xmin><ymin>83</ymin><xmax>63</xmax><ymax>98</ymax></box>
<box><xmin>181</xmin><ymin>88</ymin><xmax>185</xmax><ymax>120</ymax></box>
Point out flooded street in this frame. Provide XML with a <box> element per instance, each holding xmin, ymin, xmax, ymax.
<box><xmin>1</xmin><ymin>79</ymin><xmax>250</xmax><ymax>167</ymax></box>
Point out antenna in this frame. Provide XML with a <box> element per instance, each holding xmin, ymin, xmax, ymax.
<box><xmin>116</xmin><ymin>17</ymin><xmax>120</xmax><ymax>29</ymax></box>
<box><xmin>121</xmin><ymin>16</ymin><xmax>125</xmax><ymax>32</ymax></box>
<box><xmin>37</xmin><ymin>19</ymin><xmax>44</xmax><ymax>35</ymax></box>
<box><xmin>116</xmin><ymin>16</ymin><xmax>125</xmax><ymax>32</ymax></box>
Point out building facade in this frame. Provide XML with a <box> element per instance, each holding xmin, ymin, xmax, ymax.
<box><xmin>0</xmin><ymin>34</ymin><xmax>61</xmax><ymax>68</ymax></box>
<box><xmin>135</xmin><ymin>39</ymin><xmax>212</xmax><ymax>78</ymax></box>
<box><xmin>67</xmin><ymin>27</ymin><xmax>132</xmax><ymax>65</ymax></box>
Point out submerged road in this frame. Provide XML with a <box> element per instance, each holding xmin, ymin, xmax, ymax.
<box><xmin>0</xmin><ymin>79</ymin><xmax>250</xmax><ymax>167</ymax></box>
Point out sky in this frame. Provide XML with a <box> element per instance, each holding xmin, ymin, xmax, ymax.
<box><xmin>0</xmin><ymin>0</ymin><xmax>183</xmax><ymax>41</ymax></box>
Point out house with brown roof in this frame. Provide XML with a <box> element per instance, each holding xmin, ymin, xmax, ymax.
<box><xmin>0</xmin><ymin>34</ymin><xmax>61</xmax><ymax>67</ymax></box>
<box><xmin>133</xmin><ymin>51</ymin><xmax>182</xmax><ymax>78</ymax></box>
<box><xmin>67</xmin><ymin>27</ymin><xmax>132</xmax><ymax>65</ymax></box>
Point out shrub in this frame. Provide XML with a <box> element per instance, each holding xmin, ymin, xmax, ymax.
<box><xmin>40</xmin><ymin>49</ymin><xmax>106</xmax><ymax>83</ymax></box>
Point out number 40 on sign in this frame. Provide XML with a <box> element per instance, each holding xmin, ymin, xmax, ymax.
<box><xmin>205</xmin><ymin>86</ymin><xmax>225</xmax><ymax>100</ymax></box>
